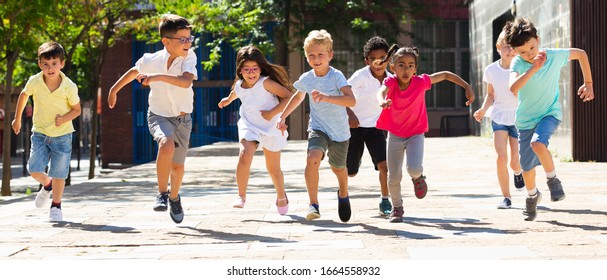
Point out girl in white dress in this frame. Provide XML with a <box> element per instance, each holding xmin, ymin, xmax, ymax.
<box><xmin>218</xmin><ymin>45</ymin><xmax>294</xmax><ymax>215</ymax></box>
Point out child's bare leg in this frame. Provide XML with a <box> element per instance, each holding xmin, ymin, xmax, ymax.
<box><xmin>156</xmin><ymin>137</ymin><xmax>175</xmax><ymax>193</ymax></box>
<box><xmin>523</xmin><ymin>167</ymin><xmax>536</xmax><ymax>192</ymax></box>
<box><xmin>30</xmin><ymin>172</ymin><xmax>52</xmax><ymax>187</ymax></box>
<box><xmin>236</xmin><ymin>140</ymin><xmax>257</xmax><ymax>200</ymax></box>
<box><xmin>51</xmin><ymin>178</ymin><xmax>66</xmax><ymax>203</ymax></box>
<box><xmin>332</xmin><ymin>166</ymin><xmax>349</xmax><ymax>198</ymax></box>
<box><xmin>305</xmin><ymin>149</ymin><xmax>323</xmax><ymax>205</ymax></box>
<box><xmin>531</xmin><ymin>142</ymin><xmax>555</xmax><ymax>173</ymax></box>
<box><xmin>509</xmin><ymin>136</ymin><xmax>522</xmax><ymax>172</ymax></box>
<box><xmin>494</xmin><ymin>131</ymin><xmax>511</xmax><ymax>198</ymax></box>
<box><xmin>377</xmin><ymin>161</ymin><xmax>389</xmax><ymax>197</ymax></box>
<box><xmin>169</xmin><ymin>163</ymin><xmax>184</xmax><ymax>200</ymax></box>
<box><xmin>264</xmin><ymin>149</ymin><xmax>287</xmax><ymax>207</ymax></box>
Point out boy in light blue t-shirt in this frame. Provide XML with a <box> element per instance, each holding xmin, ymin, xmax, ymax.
<box><xmin>505</xmin><ymin>18</ymin><xmax>594</xmax><ymax>221</ymax></box>
<box><xmin>277</xmin><ymin>29</ymin><xmax>356</xmax><ymax>223</ymax></box>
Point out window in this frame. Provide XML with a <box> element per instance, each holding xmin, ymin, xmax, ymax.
<box><xmin>413</xmin><ymin>20</ymin><xmax>470</xmax><ymax>110</ymax></box>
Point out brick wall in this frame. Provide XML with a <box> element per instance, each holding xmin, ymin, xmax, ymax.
<box><xmin>100</xmin><ymin>36</ymin><xmax>135</xmax><ymax>168</ymax></box>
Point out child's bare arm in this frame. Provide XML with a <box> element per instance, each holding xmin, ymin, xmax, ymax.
<box><xmin>276</xmin><ymin>90</ymin><xmax>306</xmax><ymax>135</ymax></box>
<box><xmin>218</xmin><ymin>90</ymin><xmax>238</xmax><ymax>109</ymax></box>
<box><xmin>261</xmin><ymin>78</ymin><xmax>294</xmax><ymax>120</ymax></box>
<box><xmin>509</xmin><ymin>50</ymin><xmax>546</xmax><ymax>94</ymax></box>
<box><xmin>311</xmin><ymin>86</ymin><xmax>356</xmax><ymax>107</ymax></box>
<box><xmin>108</xmin><ymin>67</ymin><xmax>139</xmax><ymax>109</ymax></box>
<box><xmin>377</xmin><ymin>85</ymin><xmax>391</xmax><ymax>108</ymax></box>
<box><xmin>473</xmin><ymin>83</ymin><xmax>495</xmax><ymax>122</ymax></box>
<box><xmin>569</xmin><ymin>48</ymin><xmax>594</xmax><ymax>102</ymax></box>
<box><xmin>429</xmin><ymin>71</ymin><xmax>475</xmax><ymax>106</ymax></box>
<box><xmin>55</xmin><ymin>102</ymin><xmax>82</xmax><ymax>127</ymax></box>
<box><xmin>11</xmin><ymin>92</ymin><xmax>29</xmax><ymax>134</ymax></box>
<box><xmin>137</xmin><ymin>72</ymin><xmax>195</xmax><ymax>88</ymax></box>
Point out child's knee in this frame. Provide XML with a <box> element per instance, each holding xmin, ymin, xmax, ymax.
<box><xmin>407</xmin><ymin>166</ymin><xmax>423</xmax><ymax>179</ymax></box>
<box><xmin>159</xmin><ymin>137</ymin><xmax>175</xmax><ymax>153</ymax></box>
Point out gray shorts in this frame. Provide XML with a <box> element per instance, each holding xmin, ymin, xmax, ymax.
<box><xmin>308</xmin><ymin>129</ymin><xmax>349</xmax><ymax>168</ymax></box>
<box><xmin>147</xmin><ymin>110</ymin><xmax>192</xmax><ymax>164</ymax></box>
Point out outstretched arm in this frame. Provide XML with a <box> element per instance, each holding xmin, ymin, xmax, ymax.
<box><xmin>429</xmin><ymin>71</ymin><xmax>475</xmax><ymax>106</ymax></box>
<box><xmin>218</xmin><ymin>90</ymin><xmax>238</xmax><ymax>109</ymax></box>
<box><xmin>108</xmin><ymin>67</ymin><xmax>139</xmax><ymax>109</ymax></box>
<box><xmin>569</xmin><ymin>48</ymin><xmax>594</xmax><ymax>102</ymax></box>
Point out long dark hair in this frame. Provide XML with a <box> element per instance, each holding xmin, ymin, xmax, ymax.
<box><xmin>233</xmin><ymin>45</ymin><xmax>293</xmax><ymax>91</ymax></box>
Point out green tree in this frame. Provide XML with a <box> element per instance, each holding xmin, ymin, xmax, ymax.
<box><xmin>1</xmin><ymin>0</ymin><xmax>58</xmax><ymax>196</ymax></box>
<box><xmin>145</xmin><ymin>0</ymin><xmax>432</xmax><ymax>70</ymax></box>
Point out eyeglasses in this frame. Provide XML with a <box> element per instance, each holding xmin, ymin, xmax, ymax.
<box><xmin>165</xmin><ymin>35</ymin><xmax>195</xmax><ymax>44</ymax></box>
<box><xmin>241</xmin><ymin>67</ymin><xmax>260</xmax><ymax>74</ymax></box>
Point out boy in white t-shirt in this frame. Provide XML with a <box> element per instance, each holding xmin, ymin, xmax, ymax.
<box><xmin>346</xmin><ymin>37</ymin><xmax>392</xmax><ymax>216</ymax></box>
<box><xmin>473</xmin><ymin>30</ymin><xmax>525</xmax><ymax>210</ymax></box>
<box><xmin>108</xmin><ymin>14</ymin><xmax>198</xmax><ymax>224</ymax></box>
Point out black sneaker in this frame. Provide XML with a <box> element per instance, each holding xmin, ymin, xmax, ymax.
<box><xmin>547</xmin><ymin>177</ymin><xmax>566</xmax><ymax>202</ymax></box>
<box><xmin>169</xmin><ymin>195</ymin><xmax>184</xmax><ymax>224</ymax></box>
<box><xmin>337</xmin><ymin>190</ymin><xmax>351</xmax><ymax>222</ymax></box>
<box><xmin>523</xmin><ymin>191</ymin><xmax>542</xmax><ymax>221</ymax></box>
<box><xmin>153</xmin><ymin>192</ymin><xmax>169</xmax><ymax>211</ymax></box>
<box><xmin>514</xmin><ymin>173</ymin><xmax>525</xmax><ymax>190</ymax></box>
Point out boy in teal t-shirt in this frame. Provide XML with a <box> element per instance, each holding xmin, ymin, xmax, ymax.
<box><xmin>505</xmin><ymin>18</ymin><xmax>594</xmax><ymax>221</ymax></box>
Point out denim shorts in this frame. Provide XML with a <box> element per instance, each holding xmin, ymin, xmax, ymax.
<box><xmin>518</xmin><ymin>116</ymin><xmax>560</xmax><ymax>171</ymax></box>
<box><xmin>28</xmin><ymin>132</ymin><xmax>72</xmax><ymax>179</ymax></box>
<box><xmin>491</xmin><ymin>121</ymin><xmax>518</xmax><ymax>138</ymax></box>
<box><xmin>308</xmin><ymin>129</ymin><xmax>349</xmax><ymax>168</ymax></box>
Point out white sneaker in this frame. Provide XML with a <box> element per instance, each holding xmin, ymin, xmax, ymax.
<box><xmin>497</xmin><ymin>197</ymin><xmax>512</xmax><ymax>209</ymax></box>
<box><xmin>49</xmin><ymin>207</ymin><xmax>63</xmax><ymax>222</ymax></box>
<box><xmin>35</xmin><ymin>189</ymin><xmax>52</xmax><ymax>208</ymax></box>
<box><xmin>305</xmin><ymin>205</ymin><xmax>321</xmax><ymax>221</ymax></box>
<box><xmin>232</xmin><ymin>197</ymin><xmax>246</xmax><ymax>208</ymax></box>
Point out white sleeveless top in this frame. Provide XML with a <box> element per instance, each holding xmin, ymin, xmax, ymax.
<box><xmin>234</xmin><ymin>76</ymin><xmax>283</xmax><ymax>137</ymax></box>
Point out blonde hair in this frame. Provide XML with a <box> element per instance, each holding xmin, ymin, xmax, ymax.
<box><xmin>496</xmin><ymin>30</ymin><xmax>507</xmax><ymax>48</ymax></box>
<box><xmin>303</xmin><ymin>29</ymin><xmax>333</xmax><ymax>56</ymax></box>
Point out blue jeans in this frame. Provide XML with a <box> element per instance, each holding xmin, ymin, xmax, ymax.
<box><xmin>518</xmin><ymin>116</ymin><xmax>560</xmax><ymax>171</ymax></box>
<box><xmin>28</xmin><ymin>132</ymin><xmax>72</xmax><ymax>179</ymax></box>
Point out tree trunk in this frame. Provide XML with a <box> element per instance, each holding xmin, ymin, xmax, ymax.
<box><xmin>88</xmin><ymin>96</ymin><xmax>97</xmax><ymax>180</ymax></box>
<box><xmin>2</xmin><ymin>50</ymin><xmax>19</xmax><ymax>196</ymax></box>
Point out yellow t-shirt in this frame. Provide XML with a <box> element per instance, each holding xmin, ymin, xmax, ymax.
<box><xmin>23</xmin><ymin>71</ymin><xmax>80</xmax><ymax>137</ymax></box>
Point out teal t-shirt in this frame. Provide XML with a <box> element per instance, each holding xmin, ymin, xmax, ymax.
<box><xmin>510</xmin><ymin>48</ymin><xmax>569</xmax><ymax>130</ymax></box>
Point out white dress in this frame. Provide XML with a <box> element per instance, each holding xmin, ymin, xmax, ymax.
<box><xmin>234</xmin><ymin>76</ymin><xmax>288</xmax><ymax>151</ymax></box>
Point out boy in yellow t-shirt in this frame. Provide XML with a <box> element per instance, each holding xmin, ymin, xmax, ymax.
<box><xmin>12</xmin><ymin>41</ymin><xmax>81</xmax><ymax>222</ymax></box>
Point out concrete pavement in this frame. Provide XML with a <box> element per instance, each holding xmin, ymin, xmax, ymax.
<box><xmin>1</xmin><ymin>136</ymin><xmax>606</xmax><ymax>276</ymax></box>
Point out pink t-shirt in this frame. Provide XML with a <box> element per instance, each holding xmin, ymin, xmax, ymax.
<box><xmin>376</xmin><ymin>74</ymin><xmax>431</xmax><ymax>138</ymax></box>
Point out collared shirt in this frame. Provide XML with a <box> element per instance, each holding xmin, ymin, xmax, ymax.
<box><xmin>293</xmin><ymin>66</ymin><xmax>351</xmax><ymax>142</ymax></box>
<box><xmin>23</xmin><ymin>71</ymin><xmax>80</xmax><ymax>137</ymax></box>
<box><xmin>135</xmin><ymin>48</ymin><xmax>198</xmax><ymax>117</ymax></box>
<box><xmin>347</xmin><ymin>66</ymin><xmax>390</xmax><ymax>127</ymax></box>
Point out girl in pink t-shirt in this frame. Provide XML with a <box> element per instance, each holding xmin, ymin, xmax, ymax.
<box><xmin>375</xmin><ymin>45</ymin><xmax>475</xmax><ymax>222</ymax></box>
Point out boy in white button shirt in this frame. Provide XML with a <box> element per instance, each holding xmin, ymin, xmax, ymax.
<box><xmin>346</xmin><ymin>37</ymin><xmax>392</xmax><ymax>216</ymax></box>
<box><xmin>108</xmin><ymin>14</ymin><xmax>198</xmax><ymax>224</ymax></box>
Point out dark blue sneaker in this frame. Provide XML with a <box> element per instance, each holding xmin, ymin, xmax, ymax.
<box><xmin>514</xmin><ymin>173</ymin><xmax>525</xmax><ymax>190</ymax></box>
<box><xmin>169</xmin><ymin>195</ymin><xmax>184</xmax><ymax>224</ymax></box>
<box><xmin>153</xmin><ymin>192</ymin><xmax>169</xmax><ymax>211</ymax></box>
<box><xmin>524</xmin><ymin>191</ymin><xmax>542</xmax><ymax>221</ymax></box>
<box><xmin>547</xmin><ymin>177</ymin><xmax>566</xmax><ymax>202</ymax></box>
<box><xmin>337</xmin><ymin>190</ymin><xmax>351</xmax><ymax>222</ymax></box>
